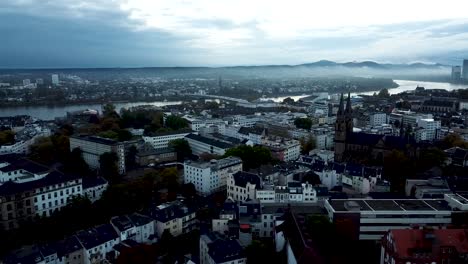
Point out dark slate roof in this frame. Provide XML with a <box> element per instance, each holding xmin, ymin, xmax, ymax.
<box><xmin>0</xmin><ymin>170</ymin><xmax>80</xmax><ymax>196</ymax></box>
<box><xmin>185</xmin><ymin>133</ymin><xmax>234</xmax><ymax>149</ymax></box>
<box><xmin>82</xmin><ymin>176</ymin><xmax>107</xmax><ymax>189</ymax></box>
<box><xmin>208</xmin><ymin>238</ymin><xmax>245</xmax><ymax>263</ymax></box>
<box><xmin>71</xmin><ymin>135</ymin><xmax>119</xmax><ymax>145</ymax></box>
<box><xmin>128</xmin><ymin>213</ymin><xmax>154</xmax><ymax>227</ymax></box>
<box><xmin>422</xmin><ymin>100</ymin><xmax>454</xmax><ymax>107</ymax></box>
<box><xmin>111</xmin><ymin>215</ymin><xmax>134</xmax><ymax>232</ymax></box>
<box><xmin>0</xmin><ymin>158</ymin><xmax>50</xmax><ymax>174</ymax></box>
<box><xmin>3</xmin><ymin>246</ymin><xmax>44</xmax><ymax>264</ymax></box>
<box><xmin>348</xmin><ymin>132</ymin><xmax>383</xmax><ymax>146</ymax></box>
<box><xmin>54</xmin><ymin>236</ymin><xmax>84</xmax><ymax>257</ymax></box>
<box><xmin>146</xmin><ymin>201</ymin><xmax>195</xmax><ymax>223</ymax></box>
<box><xmin>232</xmin><ymin>171</ymin><xmax>261</xmax><ymax>188</ymax></box>
<box><xmin>76</xmin><ymin>224</ymin><xmax>119</xmax><ymax>250</ymax></box>
<box><xmin>238</xmin><ymin>126</ymin><xmax>266</xmax><ymax>136</ymax></box>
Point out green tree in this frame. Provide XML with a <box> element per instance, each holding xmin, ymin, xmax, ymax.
<box><xmin>442</xmin><ymin>134</ymin><xmax>468</xmax><ymax>148</ymax></box>
<box><xmin>0</xmin><ymin>130</ymin><xmax>15</xmax><ymax>145</ymax></box>
<box><xmin>165</xmin><ymin>116</ymin><xmax>188</xmax><ymax>130</ymax></box>
<box><xmin>169</xmin><ymin>139</ymin><xmax>192</xmax><ymax>161</ymax></box>
<box><xmin>224</xmin><ymin>145</ymin><xmax>273</xmax><ymax>170</ymax></box>
<box><xmin>99</xmin><ymin>152</ymin><xmax>119</xmax><ymax>181</ymax></box>
<box><xmin>294</xmin><ymin>117</ymin><xmax>312</xmax><ymax>130</ymax></box>
<box><xmin>378</xmin><ymin>88</ymin><xmax>390</xmax><ymax>98</ymax></box>
<box><xmin>125</xmin><ymin>145</ymin><xmax>138</xmax><ymax>169</ymax></box>
<box><xmin>299</xmin><ymin>136</ymin><xmax>316</xmax><ymax>154</ymax></box>
<box><xmin>64</xmin><ymin>148</ymin><xmax>91</xmax><ymax>176</ymax></box>
<box><xmin>29</xmin><ymin>136</ymin><xmax>55</xmax><ymax>164</ymax></box>
<box><xmin>102</xmin><ymin>103</ymin><xmax>117</xmax><ymax>117</ymax></box>
<box><xmin>384</xmin><ymin>150</ymin><xmax>413</xmax><ymax>193</ymax></box>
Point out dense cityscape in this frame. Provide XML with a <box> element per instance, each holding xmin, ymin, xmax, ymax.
<box><xmin>2</xmin><ymin>1</ymin><xmax>468</xmax><ymax>264</ymax></box>
<box><xmin>0</xmin><ymin>59</ymin><xmax>468</xmax><ymax>264</ymax></box>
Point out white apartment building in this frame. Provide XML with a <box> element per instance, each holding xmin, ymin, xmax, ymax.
<box><xmin>325</xmin><ymin>199</ymin><xmax>454</xmax><ymax>240</ymax></box>
<box><xmin>227</xmin><ymin>171</ymin><xmax>261</xmax><ymax>202</ymax></box>
<box><xmin>185</xmin><ymin>133</ymin><xmax>234</xmax><ymax>156</ymax></box>
<box><xmin>185</xmin><ymin>116</ymin><xmax>226</xmax><ymax>132</ymax></box>
<box><xmin>459</xmin><ymin>100</ymin><xmax>468</xmax><ymax>111</ymax></box>
<box><xmin>148</xmin><ymin>201</ymin><xmax>197</xmax><ymax>237</ymax></box>
<box><xmin>76</xmin><ymin>224</ymin><xmax>120</xmax><ymax>264</ymax></box>
<box><xmin>110</xmin><ymin>213</ymin><xmax>156</xmax><ymax>244</ymax></box>
<box><xmin>70</xmin><ymin>135</ymin><xmax>126</xmax><ymax>174</ymax></box>
<box><xmin>230</xmin><ymin>115</ymin><xmax>259</xmax><ymax>127</ymax></box>
<box><xmin>369</xmin><ymin>113</ymin><xmax>387</xmax><ymax>127</ymax></box>
<box><xmin>184</xmin><ymin>157</ymin><xmax>242</xmax><ymax>196</ymax></box>
<box><xmin>143</xmin><ymin>130</ymin><xmax>192</xmax><ymax>149</ymax></box>
<box><xmin>415</xmin><ymin>118</ymin><xmax>441</xmax><ymax>142</ymax></box>
<box><xmin>256</xmin><ymin>182</ymin><xmax>317</xmax><ymax>204</ymax></box>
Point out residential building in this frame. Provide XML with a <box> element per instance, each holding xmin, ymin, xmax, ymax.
<box><xmin>256</xmin><ymin>182</ymin><xmax>317</xmax><ymax>204</ymax></box>
<box><xmin>380</xmin><ymin>228</ymin><xmax>468</xmax><ymax>264</ymax></box>
<box><xmin>444</xmin><ymin>147</ymin><xmax>468</xmax><ymax>167</ymax></box>
<box><xmin>82</xmin><ymin>177</ymin><xmax>108</xmax><ymax>203</ymax></box>
<box><xmin>325</xmin><ymin>198</ymin><xmax>455</xmax><ymax>240</ymax></box>
<box><xmin>420</xmin><ymin>99</ymin><xmax>457</xmax><ymax>113</ymax></box>
<box><xmin>460</xmin><ymin>100</ymin><xmax>468</xmax><ymax>111</ymax></box>
<box><xmin>184</xmin><ymin>157</ymin><xmax>242</xmax><ymax>195</ymax></box>
<box><xmin>227</xmin><ymin>171</ymin><xmax>261</xmax><ymax>202</ymax></box>
<box><xmin>262</xmin><ymin>137</ymin><xmax>301</xmax><ymax>162</ymax></box>
<box><xmin>200</xmin><ymin>232</ymin><xmax>246</xmax><ymax>264</ymax></box>
<box><xmin>0</xmin><ymin>170</ymin><xmax>82</xmax><ymax>230</ymax></box>
<box><xmin>110</xmin><ymin>213</ymin><xmax>156</xmax><ymax>244</ymax></box>
<box><xmin>75</xmin><ymin>224</ymin><xmax>120</xmax><ymax>264</ymax></box>
<box><xmin>70</xmin><ymin>135</ymin><xmax>126</xmax><ymax>174</ymax></box>
<box><xmin>142</xmin><ymin>129</ymin><xmax>192</xmax><ymax>149</ymax></box>
<box><xmin>415</xmin><ymin>118</ymin><xmax>441</xmax><ymax>142</ymax></box>
<box><xmin>146</xmin><ymin>201</ymin><xmax>197</xmax><ymax>237</ymax></box>
<box><xmin>185</xmin><ymin>133</ymin><xmax>234</xmax><ymax>156</ymax></box>
<box><xmin>135</xmin><ymin>144</ymin><xmax>177</xmax><ymax>166</ymax></box>
<box><xmin>369</xmin><ymin>112</ymin><xmax>387</xmax><ymax>127</ymax></box>
<box><xmin>0</xmin><ymin>124</ymin><xmax>51</xmax><ymax>155</ymax></box>
<box><xmin>185</xmin><ymin>116</ymin><xmax>226</xmax><ymax>132</ymax></box>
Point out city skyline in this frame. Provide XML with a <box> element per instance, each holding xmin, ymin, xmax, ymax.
<box><xmin>2</xmin><ymin>1</ymin><xmax>468</xmax><ymax>68</ymax></box>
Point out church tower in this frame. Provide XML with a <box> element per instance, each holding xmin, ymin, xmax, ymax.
<box><xmin>334</xmin><ymin>92</ymin><xmax>353</xmax><ymax>162</ymax></box>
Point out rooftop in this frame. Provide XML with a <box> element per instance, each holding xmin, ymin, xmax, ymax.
<box><xmin>71</xmin><ymin>134</ymin><xmax>120</xmax><ymax>146</ymax></box>
<box><xmin>185</xmin><ymin>133</ymin><xmax>234</xmax><ymax>149</ymax></box>
<box><xmin>327</xmin><ymin>199</ymin><xmax>452</xmax><ymax>212</ymax></box>
<box><xmin>232</xmin><ymin>171</ymin><xmax>261</xmax><ymax>189</ymax></box>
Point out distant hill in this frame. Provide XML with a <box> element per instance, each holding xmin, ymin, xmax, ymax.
<box><xmin>0</xmin><ymin>60</ymin><xmax>451</xmax><ymax>82</ymax></box>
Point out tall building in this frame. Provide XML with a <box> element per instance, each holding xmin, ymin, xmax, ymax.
<box><xmin>451</xmin><ymin>66</ymin><xmax>461</xmax><ymax>82</ymax></box>
<box><xmin>22</xmin><ymin>79</ymin><xmax>30</xmax><ymax>86</ymax></box>
<box><xmin>463</xmin><ymin>59</ymin><xmax>468</xmax><ymax>80</ymax></box>
<box><xmin>69</xmin><ymin>135</ymin><xmax>126</xmax><ymax>174</ymax></box>
<box><xmin>35</xmin><ymin>78</ymin><xmax>44</xmax><ymax>85</ymax></box>
<box><xmin>51</xmin><ymin>74</ymin><xmax>59</xmax><ymax>85</ymax></box>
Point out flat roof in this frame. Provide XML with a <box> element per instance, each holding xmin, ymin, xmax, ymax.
<box><xmin>328</xmin><ymin>199</ymin><xmax>451</xmax><ymax>212</ymax></box>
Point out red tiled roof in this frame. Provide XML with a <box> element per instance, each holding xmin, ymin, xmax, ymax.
<box><xmin>389</xmin><ymin>229</ymin><xmax>468</xmax><ymax>258</ymax></box>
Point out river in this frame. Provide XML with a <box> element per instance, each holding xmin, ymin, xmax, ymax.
<box><xmin>261</xmin><ymin>79</ymin><xmax>468</xmax><ymax>102</ymax></box>
<box><xmin>0</xmin><ymin>101</ymin><xmax>182</xmax><ymax>120</ymax></box>
<box><xmin>1</xmin><ymin>80</ymin><xmax>467</xmax><ymax>120</ymax></box>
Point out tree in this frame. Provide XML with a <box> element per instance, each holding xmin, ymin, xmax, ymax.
<box><xmin>29</xmin><ymin>136</ymin><xmax>55</xmax><ymax>164</ymax></box>
<box><xmin>165</xmin><ymin>116</ymin><xmax>188</xmax><ymax>130</ymax></box>
<box><xmin>302</xmin><ymin>171</ymin><xmax>321</xmax><ymax>185</ymax></box>
<box><xmin>383</xmin><ymin>150</ymin><xmax>413</xmax><ymax>193</ymax></box>
<box><xmin>169</xmin><ymin>139</ymin><xmax>192</xmax><ymax>161</ymax></box>
<box><xmin>442</xmin><ymin>134</ymin><xmax>468</xmax><ymax>149</ymax></box>
<box><xmin>102</xmin><ymin>103</ymin><xmax>117</xmax><ymax>117</ymax></box>
<box><xmin>125</xmin><ymin>145</ymin><xmax>138</xmax><ymax>169</ymax></box>
<box><xmin>0</xmin><ymin>130</ymin><xmax>15</xmax><ymax>145</ymax></box>
<box><xmin>99</xmin><ymin>152</ymin><xmax>119</xmax><ymax>181</ymax></box>
<box><xmin>224</xmin><ymin>145</ymin><xmax>274</xmax><ymax>170</ymax></box>
<box><xmin>246</xmin><ymin>240</ymin><xmax>276</xmax><ymax>264</ymax></box>
<box><xmin>282</xmin><ymin>97</ymin><xmax>295</xmax><ymax>104</ymax></box>
<box><xmin>294</xmin><ymin>118</ymin><xmax>312</xmax><ymax>130</ymax></box>
<box><xmin>378</xmin><ymin>88</ymin><xmax>390</xmax><ymax>98</ymax></box>
<box><xmin>64</xmin><ymin>148</ymin><xmax>91</xmax><ymax>176</ymax></box>
<box><xmin>199</xmin><ymin>152</ymin><xmax>221</xmax><ymax>161</ymax></box>
<box><xmin>299</xmin><ymin>136</ymin><xmax>316</xmax><ymax>154</ymax></box>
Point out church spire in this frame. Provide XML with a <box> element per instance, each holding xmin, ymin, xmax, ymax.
<box><xmin>345</xmin><ymin>92</ymin><xmax>352</xmax><ymax>114</ymax></box>
<box><xmin>338</xmin><ymin>93</ymin><xmax>344</xmax><ymax>115</ymax></box>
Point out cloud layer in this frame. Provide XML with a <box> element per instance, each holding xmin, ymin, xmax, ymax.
<box><xmin>1</xmin><ymin>0</ymin><xmax>468</xmax><ymax>68</ymax></box>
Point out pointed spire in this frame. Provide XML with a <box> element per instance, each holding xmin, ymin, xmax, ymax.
<box><xmin>345</xmin><ymin>92</ymin><xmax>352</xmax><ymax>114</ymax></box>
<box><xmin>338</xmin><ymin>93</ymin><xmax>344</xmax><ymax>115</ymax></box>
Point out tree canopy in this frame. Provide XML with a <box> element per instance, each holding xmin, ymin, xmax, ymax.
<box><xmin>169</xmin><ymin>139</ymin><xmax>192</xmax><ymax>162</ymax></box>
<box><xmin>294</xmin><ymin>118</ymin><xmax>312</xmax><ymax>130</ymax></box>
<box><xmin>165</xmin><ymin>116</ymin><xmax>189</xmax><ymax>130</ymax></box>
<box><xmin>224</xmin><ymin>145</ymin><xmax>274</xmax><ymax>170</ymax></box>
<box><xmin>0</xmin><ymin>130</ymin><xmax>15</xmax><ymax>145</ymax></box>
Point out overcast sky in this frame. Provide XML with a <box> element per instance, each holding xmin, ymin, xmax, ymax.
<box><xmin>1</xmin><ymin>0</ymin><xmax>468</xmax><ymax>68</ymax></box>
